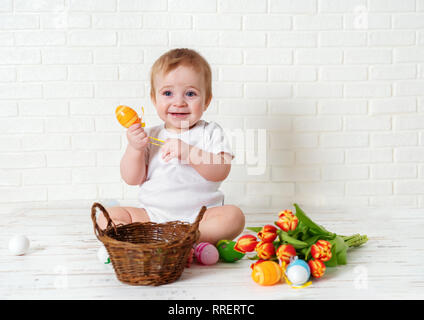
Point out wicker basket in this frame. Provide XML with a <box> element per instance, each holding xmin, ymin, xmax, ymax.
<box><xmin>91</xmin><ymin>202</ymin><xmax>206</xmax><ymax>286</ymax></box>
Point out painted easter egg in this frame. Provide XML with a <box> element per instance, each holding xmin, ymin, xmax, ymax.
<box><xmin>216</xmin><ymin>240</ymin><xmax>245</xmax><ymax>262</ymax></box>
<box><xmin>285</xmin><ymin>258</ymin><xmax>311</xmax><ymax>286</ymax></box>
<box><xmin>8</xmin><ymin>235</ymin><xmax>30</xmax><ymax>255</ymax></box>
<box><xmin>251</xmin><ymin>260</ymin><xmax>282</xmax><ymax>286</ymax></box>
<box><xmin>115</xmin><ymin>105</ymin><xmax>141</xmax><ymax>128</ymax></box>
<box><xmin>194</xmin><ymin>242</ymin><xmax>219</xmax><ymax>265</ymax></box>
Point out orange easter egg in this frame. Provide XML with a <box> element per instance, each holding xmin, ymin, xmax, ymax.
<box><xmin>251</xmin><ymin>261</ymin><xmax>282</xmax><ymax>286</ymax></box>
<box><xmin>115</xmin><ymin>105</ymin><xmax>140</xmax><ymax>128</ymax></box>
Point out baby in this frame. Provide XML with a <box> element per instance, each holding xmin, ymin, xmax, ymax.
<box><xmin>98</xmin><ymin>48</ymin><xmax>245</xmax><ymax>246</ymax></box>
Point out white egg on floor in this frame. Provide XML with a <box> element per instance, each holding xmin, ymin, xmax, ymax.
<box><xmin>97</xmin><ymin>246</ymin><xmax>111</xmax><ymax>265</ymax></box>
<box><xmin>8</xmin><ymin>235</ymin><xmax>30</xmax><ymax>256</ymax></box>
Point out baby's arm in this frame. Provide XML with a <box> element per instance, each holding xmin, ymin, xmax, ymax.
<box><xmin>188</xmin><ymin>147</ymin><xmax>232</xmax><ymax>182</ymax></box>
<box><xmin>120</xmin><ymin>123</ymin><xmax>149</xmax><ymax>185</ymax></box>
<box><xmin>160</xmin><ymin>138</ymin><xmax>231</xmax><ymax>182</ymax></box>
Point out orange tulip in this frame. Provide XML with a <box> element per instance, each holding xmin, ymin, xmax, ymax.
<box><xmin>234</xmin><ymin>235</ymin><xmax>258</xmax><ymax>253</ymax></box>
<box><xmin>251</xmin><ymin>261</ymin><xmax>282</xmax><ymax>286</ymax></box>
<box><xmin>257</xmin><ymin>224</ymin><xmax>278</xmax><ymax>243</ymax></box>
<box><xmin>311</xmin><ymin>240</ymin><xmax>332</xmax><ymax>262</ymax></box>
<box><xmin>308</xmin><ymin>259</ymin><xmax>326</xmax><ymax>278</ymax></box>
<box><xmin>276</xmin><ymin>209</ymin><xmax>299</xmax><ymax>232</ymax></box>
<box><xmin>255</xmin><ymin>241</ymin><xmax>276</xmax><ymax>260</ymax></box>
<box><xmin>276</xmin><ymin>244</ymin><xmax>297</xmax><ymax>265</ymax></box>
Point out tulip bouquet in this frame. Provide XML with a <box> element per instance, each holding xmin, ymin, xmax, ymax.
<box><xmin>235</xmin><ymin>203</ymin><xmax>368</xmax><ymax>281</ymax></box>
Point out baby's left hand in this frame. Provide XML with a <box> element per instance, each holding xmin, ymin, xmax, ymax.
<box><xmin>161</xmin><ymin>138</ymin><xmax>191</xmax><ymax>163</ymax></box>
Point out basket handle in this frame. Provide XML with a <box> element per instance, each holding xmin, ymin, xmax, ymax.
<box><xmin>186</xmin><ymin>206</ymin><xmax>207</xmax><ymax>241</ymax></box>
<box><xmin>91</xmin><ymin>202</ymin><xmax>117</xmax><ymax>238</ymax></box>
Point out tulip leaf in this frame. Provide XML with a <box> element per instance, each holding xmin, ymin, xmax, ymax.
<box><xmin>246</xmin><ymin>227</ymin><xmax>262</xmax><ymax>233</ymax></box>
<box><xmin>304</xmin><ymin>246</ymin><xmax>312</xmax><ymax>261</ymax></box>
<box><xmin>293</xmin><ymin>203</ymin><xmax>332</xmax><ymax>236</ymax></box>
<box><xmin>333</xmin><ymin>235</ymin><xmax>348</xmax><ymax>265</ymax></box>
<box><xmin>334</xmin><ymin>235</ymin><xmax>348</xmax><ymax>253</ymax></box>
<box><xmin>273</xmin><ymin>240</ymin><xmax>280</xmax><ymax>252</ymax></box>
<box><xmin>299</xmin><ymin>246</ymin><xmax>312</xmax><ymax>261</ymax></box>
<box><xmin>303</xmin><ymin>235</ymin><xmax>322</xmax><ymax>246</ymax></box>
<box><xmin>291</xmin><ymin>220</ymin><xmax>308</xmax><ymax>239</ymax></box>
<box><xmin>301</xmin><ymin>230</ymin><xmax>314</xmax><ymax>241</ymax></box>
<box><xmin>336</xmin><ymin>248</ymin><xmax>347</xmax><ymax>265</ymax></box>
<box><xmin>279</xmin><ymin>230</ymin><xmax>309</xmax><ymax>249</ymax></box>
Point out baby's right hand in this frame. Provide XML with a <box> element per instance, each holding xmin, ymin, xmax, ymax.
<box><xmin>126</xmin><ymin>123</ymin><xmax>149</xmax><ymax>151</ymax></box>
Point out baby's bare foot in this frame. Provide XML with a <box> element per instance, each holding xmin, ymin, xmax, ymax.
<box><xmin>185</xmin><ymin>248</ymin><xmax>195</xmax><ymax>268</ymax></box>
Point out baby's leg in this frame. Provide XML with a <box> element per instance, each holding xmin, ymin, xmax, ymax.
<box><xmin>97</xmin><ymin>206</ymin><xmax>149</xmax><ymax>230</ymax></box>
<box><xmin>198</xmin><ymin>205</ymin><xmax>245</xmax><ymax>245</ymax></box>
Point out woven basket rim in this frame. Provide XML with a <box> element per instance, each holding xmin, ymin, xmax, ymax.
<box><xmin>97</xmin><ymin>234</ymin><xmax>197</xmax><ymax>250</ymax></box>
<box><xmin>97</xmin><ymin>223</ymin><xmax>199</xmax><ymax>249</ymax></box>
<box><xmin>91</xmin><ymin>202</ymin><xmax>205</xmax><ymax>250</ymax></box>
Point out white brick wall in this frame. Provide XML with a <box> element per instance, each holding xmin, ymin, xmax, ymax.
<box><xmin>1</xmin><ymin>0</ymin><xmax>424</xmax><ymax>212</ymax></box>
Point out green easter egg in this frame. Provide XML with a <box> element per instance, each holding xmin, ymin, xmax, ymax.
<box><xmin>217</xmin><ymin>240</ymin><xmax>245</xmax><ymax>262</ymax></box>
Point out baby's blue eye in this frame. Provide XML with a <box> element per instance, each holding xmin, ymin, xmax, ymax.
<box><xmin>186</xmin><ymin>91</ymin><xmax>196</xmax><ymax>97</ymax></box>
<box><xmin>163</xmin><ymin>90</ymin><xmax>172</xmax><ymax>96</ymax></box>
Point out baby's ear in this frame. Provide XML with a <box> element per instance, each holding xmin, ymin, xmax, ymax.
<box><xmin>150</xmin><ymin>93</ymin><xmax>156</xmax><ymax>105</ymax></box>
<box><xmin>204</xmin><ymin>95</ymin><xmax>212</xmax><ymax>111</ymax></box>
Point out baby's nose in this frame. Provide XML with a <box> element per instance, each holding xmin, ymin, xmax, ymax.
<box><xmin>172</xmin><ymin>95</ymin><xmax>187</xmax><ymax>107</ymax></box>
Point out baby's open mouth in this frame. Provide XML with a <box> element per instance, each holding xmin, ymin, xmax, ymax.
<box><xmin>169</xmin><ymin>112</ymin><xmax>190</xmax><ymax>117</ymax></box>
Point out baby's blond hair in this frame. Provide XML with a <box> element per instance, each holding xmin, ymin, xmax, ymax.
<box><xmin>150</xmin><ymin>48</ymin><xmax>212</xmax><ymax>103</ymax></box>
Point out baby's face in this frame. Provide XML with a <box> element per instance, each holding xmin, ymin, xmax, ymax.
<box><xmin>152</xmin><ymin>64</ymin><xmax>210</xmax><ymax>133</ymax></box>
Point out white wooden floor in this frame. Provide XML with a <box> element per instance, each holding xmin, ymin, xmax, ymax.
<box><xmin>1</xmin><ymin>205</ymin><xmax>424</xmax><ymax>300</ymax></box>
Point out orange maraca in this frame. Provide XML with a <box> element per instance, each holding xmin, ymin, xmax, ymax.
<box><xmin>251</xmin><ymin>260</ymin><xmax>282</xmax><ymax>286</ymax></box>
<box><xmin>115</xmin><ymin>105</ymin><xmax>145</xmax><ymax>128</ymax></box>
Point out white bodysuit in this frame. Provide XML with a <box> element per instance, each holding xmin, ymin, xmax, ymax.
<box><xmin>138</xmin><ymin>120</ymin><xmax>233</xmax><ymax>223</ymax></box>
